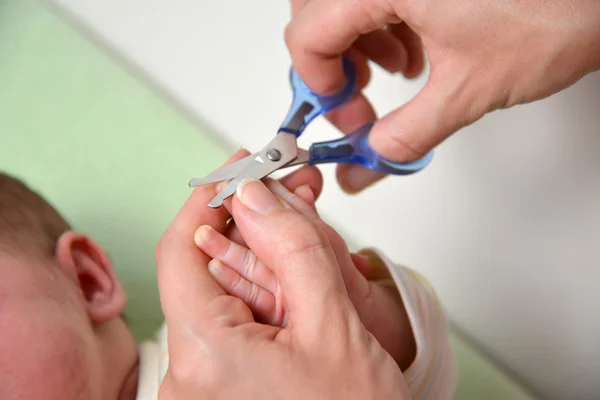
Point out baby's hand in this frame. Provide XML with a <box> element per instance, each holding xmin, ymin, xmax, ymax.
<box><xmin>195</xmin><ymin>176</ymin><xmax>416</xmax><ymax>370</ymax></box>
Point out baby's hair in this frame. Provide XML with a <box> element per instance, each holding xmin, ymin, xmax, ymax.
<box><xmin>0</xmin><ymin>172</ymin><xmax>71</xmax><ymax>258</ymax></box>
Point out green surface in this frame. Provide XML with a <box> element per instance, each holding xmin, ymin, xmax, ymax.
<box><xmin>0</xmin><ymin>0</ymin><xmax>230</xmax><ymax>340</ymax></box>
<box><xmin>0</xmin><ymin>1</ymin><xmax>534</xmax><ymax>398</ymax></box>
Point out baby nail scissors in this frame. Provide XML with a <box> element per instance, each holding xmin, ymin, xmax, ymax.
<box><xmin>189</xmin><ymin>56</ymin><xmax>434</xmax><ymax>208</ymax></box>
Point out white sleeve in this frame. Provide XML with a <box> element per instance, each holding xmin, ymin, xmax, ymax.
<box><xmin>154</xmin><ymin>321</ymin><xmax>169</xmax><ymax>385</ymax></box>
<box><xmin>135</xmin><ymin>322</ymin><xmax>168</xmax><ymax>400</ymax></box>
<box><xmin>362</xmin><ymin>248</ymin><xmax>459</xmax><ymax>400</ymax></box>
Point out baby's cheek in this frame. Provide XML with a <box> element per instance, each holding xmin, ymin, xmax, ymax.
<box><xmin>0</xmin><ymin>308</ymin><xmax>96</xmax><ymax>400</ymax></box>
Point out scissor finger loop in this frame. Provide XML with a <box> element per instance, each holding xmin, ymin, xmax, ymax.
<box><xmin>189</xmin><ymin>55</ymin><xmax>434</xmax><ymax>208</ymax></box>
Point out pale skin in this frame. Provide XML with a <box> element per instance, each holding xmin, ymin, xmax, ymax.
<box><xmin>155</xmin><ymin>150</ymin><xmax>411</xmax><ymax>399</ymax></box>
<box><xmin>285</xmin><ymin>0</ymin><xmax>600</xmax><ymax>192</ymax></box>
<box><xmin>0</xmin><ymin>232</ymin><xmax>139</xmax><ymax>400</ymax></box>
<box><xmin>1</xmin><ymin>159</ymin><xmax>410</xmax><ymax>399</ymax></box>
<box><xmin>194</xmin><ymin>159</ymin><xmax>416</xmax><ymax>371</ymax></box>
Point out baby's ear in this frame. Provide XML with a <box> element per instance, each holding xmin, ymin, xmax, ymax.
<box><xmin>55</xmin><ymin>231</ymin><xmax>126</xmax><ymax>324</ymax></box>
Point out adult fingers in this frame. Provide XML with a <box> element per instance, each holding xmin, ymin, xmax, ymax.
<box><xmin>336</xmin><ymin>164</ymin><xmax>386</xmax><ymax>194</ymax></box>
<box><xmin>290</xmin><ymin>0</ymin><xmax>311</xmax><ymax>17</ymax></box>
<box><xmin>353</xmin><ymin>29</ymin><xmax>408</xmax><ymax>74</ymax></box>
<box><xmin>266</xmin><ymin>179</ymin><xmax>371</xmax><ymax>302</ymax></box>
<box><xmin>224</xmin><ymin>165</ymin><xmax>323</xmax><ymax>245</ymax></box>
<box><xmin>285</xmin><ymin>0</ymin><xmax>399</xmax><ymax>95</ymax></box>
<box><xmin>277</xmin><ymin>165</ymin><xmax>324</xmax><ymax>201</ymax></box>
<box><xmin>344</xmin><ymin>47</ymin><xmax>372</xmax><ymax>91</ymax></box>
<box><xmin>322</xmin><ymin>49</ymin><xmax>375</xmax><ymax>135</ymax></box>
<box><xmin>337</xmin><ymin>66</ymin><xmax>467</xmax><ymax>192</ymax></box>
<box><xmin>325</xmin><ymin>92</ymin><xmax>377</xmax><ymax>135</ymax></box>
<box><xmin>230</xmin><ymin>179</ymin><xmax>356</xmax><ymax>338</ymax></box>
<box><xmin>155</xmin><ymin>149</ymin><xmax>253</xmax><ymax>333</ymax></box>
<box><xmin>388</xmin><ymin>23</ymin><xmax>425</xmax><ymax>79</ymax></box>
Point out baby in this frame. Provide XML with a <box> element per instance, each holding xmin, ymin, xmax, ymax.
<box><xmin>0</xmin><ymin>171</ymin><xmax>457</xmax><ymax>400</ymax></box>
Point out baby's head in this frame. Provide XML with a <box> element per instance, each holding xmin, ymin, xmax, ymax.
<box><xmin>0</xmin><ymin>173</ymin><xmax>138</xmax><ymax>399</ymax></box>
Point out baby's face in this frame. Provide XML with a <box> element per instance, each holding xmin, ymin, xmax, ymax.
<box><xmin>0</xmin><ymin>252</ymin><xmax>103</xmax><ymax>400</ymax></box>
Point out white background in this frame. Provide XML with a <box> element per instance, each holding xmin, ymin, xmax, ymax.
<box><xmin>50</xmin><ymin>1</ymin><xmax>600</xmax><ymax>398</ymax></box>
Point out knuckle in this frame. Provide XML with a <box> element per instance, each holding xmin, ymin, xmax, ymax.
<box><xmin>171</xmin><ymin>354</ymin><xmax>226</xmax><ymax>390</ymax></box>
<box><xmin>169</xmin><ymin>350</ymin><xmax>215</xmax><ymax>385</ymax></box>
<box><xmin>384</xmin><ymin>132</ymin><xmax>428</xmax><ymax>160</ymax></box>
<box><xmin>230</xmin><ymin>273</ymin><xmax>244</xmax><ymax>293</ymax></box>
<box><xmin>279</xmin><ymin>225</ymin><xmax>331</xmax><ymax>261</ymax></box>
<box><xmin>246</xmin><ymin>283</ymin><xmax>260</xmax><ymax>307</ymax></box>
<box><xmin>284</xmin><ymin>22</ymin><xmax>302</xmax><ymax>50</ymax></box>
<box><xmin>205</xmin><ymin>294</ymin><xmax>253</xmax><ymax>327</ymax></box>
<box><xmin>241</xmin><ymin>250</ymin><xmax>257</xmax><ymax>278</ymax></box>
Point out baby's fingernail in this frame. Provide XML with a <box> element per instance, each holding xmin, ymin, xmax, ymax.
<box><xmin>207</xmin><ymin>259</ymin><xmax>224</xmax><ymax>280</ymax></box>
<box><xmin>194</xmin><ymin>225</ymin><xmax>213</xmax><ymax>246</ymax></box>
<box><xmin>236</xmin><ymin>179</ymin><xmax>283</xmax><ymax>214</ymax></box>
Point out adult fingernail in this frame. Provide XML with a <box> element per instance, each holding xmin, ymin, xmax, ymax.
<box><xmin>194</xmin><ymin>225</ymin><xmax>213</xmax><ymax>246</ymax></box>
<box><xmin>338</xmin><ymin>165</ymin><xmax>386</xmax><ymax>194</ymax></box>
<box><xmin>236</xmin><ymin>179</ymin><xmax>283</xmax><ymax>214</ymax></box>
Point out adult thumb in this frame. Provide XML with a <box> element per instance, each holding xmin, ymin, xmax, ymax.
<box><xmin>230</xmin><ymin>178</ymin><xmax>357</xmax><ymax>336</ymax></box>
<box><xmin>338</xmin><ymin>69</ymin><xmax>470</xmax><ymax>193</ymax></box>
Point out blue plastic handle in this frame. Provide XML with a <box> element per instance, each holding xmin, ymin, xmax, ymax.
<box><xmin>308</xmin><ymin>122</ymin><xmax>434</xmax><ymax>175</ymax></box>
<box><xmin>279</xmin><ymin>56</ymin><xmax>357</xmax><ymax>136</ymax></box>
<box><xmin>279</xmin><ymin>56</ymin><xmax>434</xmax><ymax>175</ymax></box>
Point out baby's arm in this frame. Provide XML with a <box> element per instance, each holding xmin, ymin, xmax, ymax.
<box><xmin>361</xmin><ymin>248</ymin><xmax>458</xmax><ymax>400</ymax></box>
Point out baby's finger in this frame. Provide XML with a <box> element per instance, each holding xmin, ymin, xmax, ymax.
<box><xmin>195</xmin><ymin>225</ymin><xmax>278</xmax><ymax>293</ymax></box>
<box><xmin>207</xmin><ymin>259</ymin><xmax>284</xmax><ymax>326</ymax></box>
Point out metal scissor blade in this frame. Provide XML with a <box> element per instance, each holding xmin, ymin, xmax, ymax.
<box><xmin>188</xmin><ymin>156</ymin><xmax>254</xmax><ymax>187</ymax></box>
<box><xmin>277</xmin><ymin>148</ymin><xmax>310</xmax><ymax>169</ymax></box>
<box><xmin>207</xmin><ymin>133</ymin><xmax>299</xmax><ymax>208</ymax></box>
<box><xmin>207</xmin><ymin>160</ymin><xmax>266</xmax><ymax>208</ymax></box>
<box><xmin>208</xmin><ymin>177</ymin><xmax>242</xmax><ymax>208</ymax></box>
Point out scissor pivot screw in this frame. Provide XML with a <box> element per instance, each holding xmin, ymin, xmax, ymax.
<box><xmin>266</xmin><ymin>149</ymin><xmax>282</xmax><ymax>162</ymax></box>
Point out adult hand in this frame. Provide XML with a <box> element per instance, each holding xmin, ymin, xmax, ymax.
<box><xmin>155</xmin><ymin>151</ymin><xmax>409</xmax><ymax>399</ymax></box>
<box><xmin>285</xmin><ymin>0</ymin><xmax>600</xmax><ymax>192</ymax></box>
<box><xmin>196</xmin><ymin>176</ymin><xmax>416</xmax><ymax>371</ymax></box>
